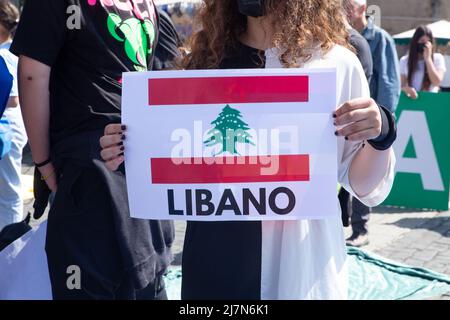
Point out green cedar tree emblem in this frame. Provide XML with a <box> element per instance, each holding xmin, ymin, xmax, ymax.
<box><xmin>204</xmin><ymin>105</ymin><xmax>255</xmax><ymax>155</ymax></box>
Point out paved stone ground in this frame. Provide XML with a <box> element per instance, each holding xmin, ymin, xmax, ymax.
<box><xmin>366</xmin><ymin>209</ymin><xmax>450</xmax><ymax>276</ymax></box>
<box><xmin>344</xmin><ymin>207</ymin><xmax>450</xmax><ymax>300</ymax></box>
<box><xmin>19</xmin><ymin>148</ymin><xmax>450</xmax><ymax>299</ymax></box>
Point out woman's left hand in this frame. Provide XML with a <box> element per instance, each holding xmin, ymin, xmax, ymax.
<box><xmin>333</xmin><ymin>98</ymin><xmax>382</xmax><ymax>142</ymax></box>
<box><xmin>423</xmin><ymin>41</ymin><xmax>433</xmax><ymax>61</ymax></box>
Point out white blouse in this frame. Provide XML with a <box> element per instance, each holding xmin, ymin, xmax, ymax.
<box><xmin>260</xmin><ymin>45</ymin><xmax>396</xmax><ymax>300</ymax></box>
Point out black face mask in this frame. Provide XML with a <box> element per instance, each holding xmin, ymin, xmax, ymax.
<box><xmin>417</xmin><ymin>43</ymin><xmax>426</xmax><ymax>54</ymax></box>
<box><xmin>237</xmin><ymin>0</ymin><xmax>265</xmax><ymax>17</ymax></box>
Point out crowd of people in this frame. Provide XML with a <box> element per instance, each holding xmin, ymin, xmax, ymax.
<box><xmin>0</xmin><ymin>0</ymin><xmax>448</xmax><ymax>300</ymax></box>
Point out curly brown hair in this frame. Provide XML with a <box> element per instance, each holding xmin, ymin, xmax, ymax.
<box><xmin>184</xmin><ymin>0</ymin><xmax>351</xmax><ymax>69</ymax></box>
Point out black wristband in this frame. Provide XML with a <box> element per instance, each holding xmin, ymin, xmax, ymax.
<box><xmin>34</xmin><ymin>158</ymin><xmax>52</xmax><ymax>168</ymax></box>
<box><xmin>367</xmin><ymin>104</ymin><xmax>397</xmax><ymax>151</ymax></box>
<box><xmin>371</xmin><ymin>105</ymin><xmax>389</xmax><ymax>143</ymax></box>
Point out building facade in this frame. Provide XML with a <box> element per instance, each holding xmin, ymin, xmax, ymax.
<box><xmin>369</xmin><ymin>0</ymin><xmax>450</xmax><ymax>35</ymax></box>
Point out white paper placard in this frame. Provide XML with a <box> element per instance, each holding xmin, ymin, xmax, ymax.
<box><xmin>122</xmin><ymin>68</ymin><xmax>337</xmax><ymax>221</ymax></box>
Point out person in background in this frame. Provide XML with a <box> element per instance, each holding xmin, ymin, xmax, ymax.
<box><xmin>441</xmin><ymin>42</ymin><xmax>450</xmax><ymax>92</ymax></box>
<box><xmin>343</xmin><ymin>0</ymin><xmax>400</xmax><ymax>247</ymax></box>
<box><xmin>339</xmin><ymin>1</ymin><xmax>373</xmax><ymax>231</ymax></box>
<box><xmin>346</xmin><ymin>18</ymin><xmax>372</xmax><ymax>81</ymax></box>
<box><xmin>0</xmin><ymin>0</ymin><xmax>27</xmax><ymax>231</ymax></box>
<box><xmin>400</xmin><ymin>26</ymin><xmax>446</xmax><ymax>99</ymax></box>
<box><xmin>441</xmin><ymin>41</ymin><xmax>450</xmax><ymax>92</ymax></box>
<box><xmin>346</xmin><ymin>0</ymin><xmax>400</xmax><ymax>111</ymax></box>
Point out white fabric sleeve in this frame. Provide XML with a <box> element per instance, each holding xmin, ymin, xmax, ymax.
<box><xmin>399</xmin><ymin>55</ymin><xmax>408</xmax><ymax>76</ymax></box>
<box><xmin>337</xmin><ymin>55</ymin><xmax>396</xmax><ymax>207</ymax></box>
<box><xmin>434</xmin><ymin>53</ymin><xmax>447</xmax><ymax>73</ymax></box>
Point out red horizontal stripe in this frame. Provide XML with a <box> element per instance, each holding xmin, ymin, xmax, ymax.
<box><xmin>148</xmin><ymin>76</ymin><xmax>309</xmax><ymax>106</ymax></box>
<box><xmin>151</xmin><ymin>155</ymin><xmax>310</xmax><ymax>184</ymax></box>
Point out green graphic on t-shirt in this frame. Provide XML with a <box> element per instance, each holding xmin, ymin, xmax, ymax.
<box><xmin>107</xmin><ymin>13</ymin><xmax>156</xmax><ymax>71</ymax></box>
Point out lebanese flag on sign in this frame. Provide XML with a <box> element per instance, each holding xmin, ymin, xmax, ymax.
<box><xmin>149</xmin><ymin>75</ymin><xmax>310</xmax><ymax>184</ymax></box>
<box><xmin>122</xmin><ymin>69</ymin><xmax>338</xmax><ymax>221</ymax></box>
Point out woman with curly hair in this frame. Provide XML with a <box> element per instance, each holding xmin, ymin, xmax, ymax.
<box><xmin>101</xmin><ymin>0</ymin><xmax>396</xmax><ymax>300</ymax></box>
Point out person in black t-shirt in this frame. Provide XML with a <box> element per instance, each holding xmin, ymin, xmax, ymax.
<box><xmin>11</xmin><ymin>0</ymin><xmax>175</xmax><ymax>300</ymax></box>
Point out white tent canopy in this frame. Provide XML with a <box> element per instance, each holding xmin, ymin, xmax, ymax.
<box><xmin>393</xmin><ymin>20</ymin><xmax>450</xmax><ymax>45</ymax></box>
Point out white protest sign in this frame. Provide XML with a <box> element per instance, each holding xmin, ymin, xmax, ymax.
<box><xmin>122</xmin><ymin>68</ymin><xmax>337</xmax><ymax>221</ymax></box>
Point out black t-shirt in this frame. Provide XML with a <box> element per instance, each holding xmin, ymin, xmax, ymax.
<box><xmin>11</xmin><ymin>0</ymin><xmax>159</xmax><ymax>144</ymax></box>
<box><xmin>153</xmin><ymin>9</ymin><xmax>180</xmax><ymax>70</ymax></box>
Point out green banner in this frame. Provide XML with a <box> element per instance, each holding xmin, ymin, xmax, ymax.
<box><xmin>383</xmin><ymin>92</ymin><xmax>450</xmax><ymax>211</ymax></box>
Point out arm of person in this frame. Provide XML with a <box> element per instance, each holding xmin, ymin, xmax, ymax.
<box><xmin>336</xmin><ymin>50</ymin><xmax>396</xmax><ymax>207</ymax></box>
<box><xmin>334</xmin><ymin>98</ymin><xmax>393</xmax><ymax>198</ymax></box>
<box><xmin>400</xmin><ymin>74</ymin><xmax>418</xmax><ymax>99</ymax></box>
<box><xmin>424</xmin><ymin>43</ymin><xmax>445</xmax><ymax>87</ymax></box>
<box><xmin>424</xmin><ymin>60</ymin><xmax>444</xmax><ymax>87</ymax></box>
<box><xmin>10</xmin><ymin>0</ymin><xmax>70</xmax><ymax>191</ymax></box>
<box><xmin>18</xmin><ymin>56</ymin><xmax>57</xmax><ymax>191</ymax></box>
<box><xmin>349</xmin><ymin>143</ymin><xmax>391</xmax><ymax>198</ymax></box>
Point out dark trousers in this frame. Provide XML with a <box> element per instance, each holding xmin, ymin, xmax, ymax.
<box><xmin>441</xmin><ymin>87</ymin><xmax>450</xmax><ymax>92</ymax></box>
<box><xmin>339</xmin><ymin>188</ymin><xmax>371</xmax><ymax>235</ymax></box>
<box><xmin>45</xmin><ymin>163</ymin><xmax>166</xmax><ymax>300</ymax></box>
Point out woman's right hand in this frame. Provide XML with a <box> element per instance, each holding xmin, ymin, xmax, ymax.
<box><xmin>403</xmin><ymin>86</ymin><xmax>418</xmax><ymax>99</ymax></box>
<box><xmin>99</xmin><ymin>124</ymin><xmax>126</xmax><ymax>171</ymax></box>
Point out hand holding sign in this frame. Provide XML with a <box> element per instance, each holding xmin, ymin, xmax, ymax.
<box><xmin>333</xmin><ymin>97</ymin><xmax>382</xmax><ymax>142</ymax></box>
<box><xmin>100</xmin><ymin>124</ymin><xmax>126</xmax><ymax>171</ymax></box>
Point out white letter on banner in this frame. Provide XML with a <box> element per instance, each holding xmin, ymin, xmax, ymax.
<box><xmin>394</xmin><ymin>110</ymin><xmax>444</xmax><ymax>191</ymax></box>
<box><xmin>171</xmin><ymin>129</ymin><xmax>191</xmax><ymax>165</ymax></box>
<box><xmin>193</xmin><ymin>121</ymin><xmax>204</xmax><ymax>162</ymax></box>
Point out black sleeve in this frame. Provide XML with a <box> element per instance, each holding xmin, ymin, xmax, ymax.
<box><xmin>368</xmin><ymin>105</ymin><xmax>397</xmax><ymax>151</ymax></box>
<box><xmin>153</xmin><ymin>9</ymin><xmax>181</xmax><ymax>70</ymax></box>
<box><xmin>10</xmin><ymin>0</ymin><xmax>68</xmax><ymax>67</ymax></box>
<box><xmin>349</xmin><ymin>29</ymin><xmax>373</xmax><ymax>83</ymax></box>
